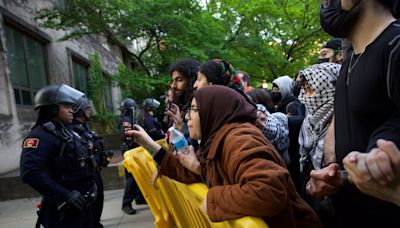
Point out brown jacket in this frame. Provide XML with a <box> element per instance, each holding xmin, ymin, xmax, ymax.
<box><xmin>160</xmin><ymin>122</ymin><xmax>321</xmax><ymax>228</ymax></box>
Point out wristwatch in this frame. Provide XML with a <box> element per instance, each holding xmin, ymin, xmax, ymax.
<box><xmin>342</xmin><ymin>170</ymin><xmax>350</xmax><ymax>186</ymax></box>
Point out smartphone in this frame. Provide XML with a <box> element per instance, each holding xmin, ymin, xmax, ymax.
<box><xmin>167</xmin><ymin>102</ymin><xmax>177</xmax><ymax>114</ymax></box>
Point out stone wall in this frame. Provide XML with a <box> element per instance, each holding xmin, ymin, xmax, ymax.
<box><xmin>0</xmin><ymin>0</ymin><xmax>126</xmax><ymax>176</ymax></box>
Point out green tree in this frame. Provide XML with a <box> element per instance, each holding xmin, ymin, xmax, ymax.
<box><xmin>36</xmin><ymin>0</ymin><xmax>328</xmax><ymax>87</ymax></box>
<box><xmin>206</xmin><ymin>0</ymin><xmax>329</xmax><ymax>83</ymax></box>
<box><xmin>36</xmin><ymin>0</ymin><xmax>224</xmax><ymax>75</ymax></box>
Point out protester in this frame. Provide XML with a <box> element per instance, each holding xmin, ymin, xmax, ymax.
<box><xmin>297</xmin><ymin>62</ymin><xmax>341</xmax><ymax>227</ymax></box>
<box><xmin>126</xmin><ymin>86</ymin><xmax>322</xmax><ymax>228</ymax></box>
<box><xmin>247</xmin><ymin>90</ymin><xmax>290</xmax><ymax>166</ymax></box>
<box><xmin>193</xmin><ymin>59</ymin><xmax>243</xmax><ymax>91</ymax></box>
<box><xmin>247</xmin><ymin>88</ymin><xmax>274</xmax><ymax>113</ymax></box>
<box><xmin>318</xmin><ymin>38</ymin><xmax>343</xmax><ymax>64</ymax></box>
<box><xmin>167</xmin><ymin>59</ymin><xmax>200</xmax><ymax>132</ymax></box>
<box><xmin>306</xmin><ymin>0</ymin><xmax>400</xmax><ymax>227</ymax></box>
<box><xmin>298</xmin><ymin>63</ymin><xmax>341</xmax><ymax>175</ymax></box>
<box><xmin>237</xmin><ymin>70</ymin><xmax>254</xmax><ymax>92</ymax></box>
<box><xmin>271</xmin><ymin>76</ymin><xmax>303</xmax><ymax>114</ymax></box>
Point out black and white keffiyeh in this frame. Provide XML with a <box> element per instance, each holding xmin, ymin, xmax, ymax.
<box><xmin>256</xmin><ymin>104</ymin><xmax>290</xmax><ymax>165</ymax></box>
<box><xmin>298</xmin><ymin>62</ymin><xmax>341</xmax><ymax>171</ymax></box>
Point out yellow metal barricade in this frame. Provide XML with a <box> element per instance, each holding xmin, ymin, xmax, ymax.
<box><xmin>123</xmin><ymin>144</ymin><xmax>174</xmax><ymax>228</ymax></box>
<box><xmin>187</xmin><ymin>184</ymin><xmax>268</xmax><ymax>228</ymax></box>
<box><xmin>123</xmin><ymin>139</ymin><xmax>268</xmax><ymax>228</ymax></box>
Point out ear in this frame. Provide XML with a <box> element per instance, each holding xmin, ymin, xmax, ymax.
<box><xmin>336</xmin><ymin>51</ymin><xmax>344</xmax><ymax>63</ymax></box>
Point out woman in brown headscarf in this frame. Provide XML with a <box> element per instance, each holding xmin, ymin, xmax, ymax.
<box><xmin>127</xmin><ymin>85</ymin><xmax>321</xmax><ymax>228</ymax></box>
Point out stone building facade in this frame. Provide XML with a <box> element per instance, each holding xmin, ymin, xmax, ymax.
<box><xmin>0</xmin><ymin>0</ymin><xmax>133</xmax><ymax>176</ymax></box>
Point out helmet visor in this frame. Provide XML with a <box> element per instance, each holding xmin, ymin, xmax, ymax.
<box><xmin>57</xmin><ymin>84</ymin><xmax>85</xmax><ymax>105</ymax></box>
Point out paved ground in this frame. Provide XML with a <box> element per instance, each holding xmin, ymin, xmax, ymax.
<box><xmin>0</xmin><ymin>189</ymin><xmax>155</xmax><ymax>228</ymax></box>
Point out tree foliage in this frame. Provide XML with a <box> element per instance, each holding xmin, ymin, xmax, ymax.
<box><xmin>87</xmin><ymin>53</ymin><xmax>118</xmax><ymax>133</ymax></box>
<box><xmin>206</xmin><ymin>0</ymin><xmax>329</xmax><ymax>82</ymax></box>
<box><xmin>36</xmin><ymin>0</ymin><xmax>329</xmax><ymax>88</ymax></box>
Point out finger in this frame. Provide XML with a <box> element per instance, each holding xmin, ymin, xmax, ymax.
<box><xmin>373</xmin><ymin>150</ymin><xmax>394</xmax><ymax>182</ymax></box>
<box><xmin>306</xmin><ymin>180</ymin><xmax>314</xmax><ymax>196</ymax></box>
<box><xmin>166</xmin><ymin>110</ymin><xmax>177</xmax><ymax>118</ymax></box>
<box><xmin>171</xmin><ymin>103</ymin><xmax>180</xmax><ymax>110</ymax></box>
<box><xmin>343</xmin><ymin>159</ymin><xmax>358</xmax><ymax>176</ymax></box>
<box><xmin>133</xmin><ymin>124</ymin><xmax>145</xmax><ymax>131</ymax></box>
<box><xmin>356</xmin><ymin>156</ymin><xmax>371</xmax><ymax>181</ymax></box>
<box><xmin>328</xmin><ymin>163</ymin><xmax>339</xmax><ymax>177</ymax></box>
<box><xmin>181</xmin><ymin>146</ymin><xmax>191</xmax><ymax>154</ymax></box>
<box><xmin>306</xmin><ymin>179</ymin><xmax>336</xmax><ymax>197</ymax></box>
<box><xmin>176</xmin><ymin>151</ymin><xmax>183</xmax><ymax>160</ymax></box>
<box><xmin>310</xmin><ymin>169</ymin><xmax>326</xmax><ymax>180</ymax></box>
<box><xmin>306</xmin><ymin>178</ymin><xmax>318</xmax><ymax>194</ymax></box>
<box><xmin>365</xmin><ymin>149</ymin><xmax>387</xmax><ymax>184</ymax></box>
<box><xmin>344</xmin><ymin>151</ymin><xmax>360</xmax><ymax>164</ymax></box>
<box><xmin>187</xmin><ymin>145</ymin><xmax>195</xmax><ymax>154</ymax></box>
<box><xmin>125</xmin><ymin>130</ymin><xmax>140</xmax><ymax>136</ymax></box>
<box><xmin>377</xmin><ymin>139</ymin><xmax>400</xmax><ymax>167</ymax></box>
<box><xmin>345</xmin><ymin>168</ymin><xmax>357</xmax><ymax>184</ymax></box>
<box><xmin>309</xmin><ymin>163</ymin><xmax>338</xmax><ymax>181</ymax></box>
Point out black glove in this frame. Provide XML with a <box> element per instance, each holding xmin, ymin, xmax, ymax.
<box><xmin>84</xmin><ymin>183</ymin><xmax>98</xmax><ymax>207</ymax></box>
<box><xmin>100</xmin><ymin>150</ymin><xmax>114</xmax><ymax>167</ymax></box>
<box><xmin>66</xmin><ymin>190</ymin><xmax>86</xmax><ymax>211</ymax></box>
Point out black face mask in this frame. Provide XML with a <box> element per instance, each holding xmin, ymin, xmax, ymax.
<box><xmin>292</xmin><ymin>84</ymin><xmax>302</xmax><ymax>97</ymax></box>
<box><xmin>317</xmin><ymin>58</ymin><xmax>330</xmax><ymax>64</ymax></box>
<box><xmin>271</xmin><ymin>92</ymin><xmax>282</xmax><ymax>104</ymax></box>
<box><xmin>319</xmin><ymin>0</ymin><xmax>362</xmax><ymax>38</ymax></box>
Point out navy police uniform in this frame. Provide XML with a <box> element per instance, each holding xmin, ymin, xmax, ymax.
<box><xmin>20</xmin><ymin>121</ymin><xmax>96</xmax><ymax>228</ymax></box>
<box><xmin>71</xmin><ymin>119</ymin><xmax>112</xmax><ymax>227</ymax></box>
<box><xmin>143</xmin><ymin>114</ymin><xmax>165</xmax><ymax>141</ymax></box>
<box><xmin>119</xmin><ymin>115</ymin><xmax>143</xmax><ymax>210</ymax></box>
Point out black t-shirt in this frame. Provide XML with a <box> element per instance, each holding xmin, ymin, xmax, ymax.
<box><xmin>335</xmin><ymin>21</ymin><xmax>400</xmax><ymax>164</ymax></box>
<box><xmin>334</xmin><ymin>20</ymin><xmax>400</xmax><ymax>227</ymax></box>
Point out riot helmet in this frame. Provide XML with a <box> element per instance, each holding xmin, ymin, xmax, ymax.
<box><xmin>34</xmin><ymin>84</ymin><xmax>85</xmax><ymax>110</ymax></box>
<box><xmin>142</xmin><ymin>98</ymin><xmax>160</xmax><ymax>112</ymax></box>
<box><xmin>73</xmin><ymin>97</ymin><xmax>96</xmax><ymax>120</ymax></box>
<box><xmin>33</xmin><ymin>84</ymin><xmax>84</xmax><ymax>126</ymax></box>
<box><xmin>121</xmin><ymin>98</ymin><xmax>137</xmax><ymax>110</ymax></box>
<box><xmin>120</xmin><ymin>98</ymin><xmax>138</xmax><ymax>117</ymax></box>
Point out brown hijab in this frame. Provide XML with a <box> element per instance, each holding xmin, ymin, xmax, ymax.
<box><xmin>194</xmin><ymin>85</ymin><xmax>257</xmax><ymax>159</ymax></box>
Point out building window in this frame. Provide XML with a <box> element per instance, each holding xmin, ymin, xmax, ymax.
<box><xmin>4</xmin><ymin>24</ymin><xmax>48</xmax><ymax>106</ymax></box>
<box><xmin>72</xmin><ymin>59</ymin><xmax>89</xmax><ymax>94</ymax></box>
<box><xmin>103</xmin><ymin>79</ymin><xmax>113</xmax><ymax>112</ymax></box>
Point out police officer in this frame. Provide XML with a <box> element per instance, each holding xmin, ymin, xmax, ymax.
<box><xmin>71</xmin><ymin>97</ymin><xmax>113</xmax><ymax>228</ymax></box>
<box><xmin>119</xmin><ymin>98</ymin><xmax>144</xmax><ymax>214</ymax></box>
<box><xmin>20</xmin><ymin>84</ymin><xmax>97</xmax><ymax>228</ymax></box>
<box><xmin>141</xmin><ymin>98</ymin><xmax>165</xmax><ymax>141</ymax></box>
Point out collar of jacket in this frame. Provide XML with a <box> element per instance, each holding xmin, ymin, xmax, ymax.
<box><xmin>206</xmin><ymin>122</ymin><xmax>253</xmax><ymax>160</ymax></box>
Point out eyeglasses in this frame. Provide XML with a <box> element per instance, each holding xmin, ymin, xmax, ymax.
<box><xmin>185</xmin><ymin>108</ymin><xmax>199</xmax><ymax>120</ymax></box>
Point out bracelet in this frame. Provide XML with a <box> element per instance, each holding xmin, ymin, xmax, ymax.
<box><xmin>342</xmin><ymin>170</ymin><xmax>350</xmax><ymax>186</ymax></box>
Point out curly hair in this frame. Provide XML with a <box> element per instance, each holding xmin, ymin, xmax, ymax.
<box><xmin>168</xmin><ymin>58</ymin><xmax>200</xmax><ymax>112</ymax></box>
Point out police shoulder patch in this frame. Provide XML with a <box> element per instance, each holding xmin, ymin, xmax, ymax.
<box><xmin>23</xmin><ymin>138</ymin><xmax>40</xmax><ymax>149</ymax></box>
